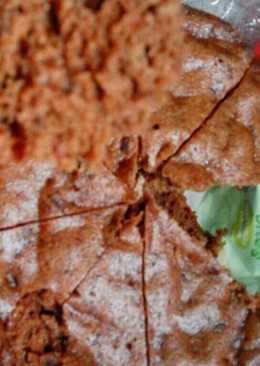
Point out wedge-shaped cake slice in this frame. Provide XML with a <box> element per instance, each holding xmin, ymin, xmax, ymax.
<box><xmin>1</xmin><ymin>171</ymin><xmax>260</xmax><ymax>365</ymax></box>
<box><xmin>0</xmin><ymin>206</ymin><xmax>119</xmax><ymax>323</ymax></box>
<box><xmin>0</xmin><ymin>204</ymin><xmax>147</xmax><ymax>365</ymax></box>
<box><xmin>163</xmin><ymin>65</ymin><xmax>260</xmax><ymax>190</ymax></box>
<box><xmin>61</xmin><ymin>206</ymin><xmax>147</xmax><ymax>366</ymax></box>
<box><xmin>0</xmin><ymin>148</ymin><xmax>140</xmax><ymax>230</ymax></box>
<box><xmin>144</xmin><ymin>185</ymin><xmax>251</xmax><ymax>365</ymax></box>
<box><xmin>143</xmin><ymin>7</ymin><xmax>251</xmax><ymax>170</ymax></box>
<box><xmin>0</xmin><ymin>136</ymin><xmax>140</xmax><ymax>229</ymax></box>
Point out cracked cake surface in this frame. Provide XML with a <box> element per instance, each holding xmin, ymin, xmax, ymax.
<box><xmin>163</xmin><ymin>64</ymin><xmax>260</xmax><ymax>191</ymax></box>
<box><xmin>141</xmin><ymin>7</ymin><xmax>251</xmax><ymax>171</ymax></box>
<box><xmin>0</xmin><ymin>157</ymin><xmax>260</xmax><ymax>365</ymax></box>
<box><xmin>144</xmin><ymin>186</ymin><xmax>250</xmax><ymax>366</ymax></box>
<box><xmin>0</xmin><ymin>2</ymin><xmax>252</xmax><ymax>171</ymax></box>
<box><xmin>0</xmin><ymin>5</ymin><xmax>260</xmax><ymax>366</ymax></box>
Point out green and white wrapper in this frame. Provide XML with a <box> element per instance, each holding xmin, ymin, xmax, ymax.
<box><xmin>185</xmin><ymin>186</ymin><xmax>260</xmax><ymax>294</ymax></box>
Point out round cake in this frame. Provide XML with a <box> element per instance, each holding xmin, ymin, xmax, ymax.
<box><xmin>0</xmin><ymin>4</ymin><xmax>260</xmax><ymax>366</ymax></box>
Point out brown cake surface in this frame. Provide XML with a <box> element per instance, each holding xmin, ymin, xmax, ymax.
<box><xmin>0</xmin><ymin>2</ymin><xmax>252</xmax><ymax>171</ymax></box>
<box><xmin>1</xmin><ymin>6</ymin><xmax>260</xmax><ymax>366</ymax></box>
<box><xmin>0</xmin><ymin>0</ymin><xmax>181</xmax><ymax>170</ymax></box>
<box><xmin>142</xmin><ymin>7</ymin><xmax>251</xmax><ymax>171</ymax></box>
<box><xmin>144</xmin><ymin>187</ymin><xmax>249</xmax><ymax>365</ymax></box>
<box><xmin>0</xmin><ymin>138</ymin><xmax>139</xmax><ymax>229</ymax></box>
<box><xmin>0</xmin><ymin>161</ymin><xmax>260</xmax><ymax>365</ymax></box>
<box><xmin>163</xmin><ymin>64</ymin><xmax>260</xmax><ymax>190</ymax></box>
<box><xmin>0</xmin><ymin>198</ymin><xmax>147</xmax><ymax>365</ymax></box>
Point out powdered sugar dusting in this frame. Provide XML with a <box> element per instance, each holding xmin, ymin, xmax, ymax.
<box><xmin>183</xmin><ymin>57</ymin><xmax>205</xmax><ymax>72</ymax></box>
<box><xmin>236</xmin><ymin>96</ymin><xmax>257</xmax><ymax>125</ymax></box>
<box><xmin>145</xmin><ymin>209</ymin><xmax>174</xmax><ymax>357</ymax></box>
<box><xmin>247</xmin><ymin>355</ymin><xmax>260</xmax><ymax>366</ymax></box>
<box><xmin>147</xmin><ymin>129</ymin><xmax>189</xmax><ymax>168</ymax></box>
<box><xmin>65</xmin><ymin>315</ymin><xmax>84</xmax><ymax>341</ymax></box>
<box><xmin>173</xmin><ymin>303</ymin><xmax>221</xmax><ymax>336</ymax></box>
<box><xmin>64</xmin><ymin>245</ymin><xmax>146</xmax><ymax>366</ymax></box>
<box><xmin>52</xmin><ymin>215</ymin><xmax>85</xmax><ymax>233</ymax></box>
<box><xmin>18</xmin><ymin>247</ymin><xmax>38</xmax><ymax>279</ymax></box>
<box><xmin>0</xmin><ymin>299</ymin><xmax>14</xmax><ymax>320</ymax></box>
<box><xmin>180</xmin><ymin>276</ymin><xmax>203</xmax><ymax>303</ymax></box>
<box><xmin>148</xmin><ymin>287</ymin><xmax>172</xmax><ymax>350</ymax></box>
<box><xmin>1</xmin><ymin>350</ymin><xmax>12</xmax><ymax>366</ymax></box>
<box><xmin>0</xmin><ymin>225</ymin><xmax>38</xmax><ymax>263</ymax></box>
<box><xmin>120</xmin><ymin>225</ymin><xmax>141</xmax><ymax>246</ymax></box>
<box><xmin>183</xmin><ymin>56</ymin><xmax>233</xmax><ymax>96</ymax></box>
<box><xmin>4</xmin><ymin>162</ymin><xmax>54</xmax><ymax>194</ymax></box>
<box><xmin>64</xmin><ymin>172</ymin><xmax>126</xmax><ymax>208</ymax></box>
<box><xmin>145</xmin><ymin>253</ymin><xmax>169</xmax><ymax>282</ymax></box>
<box><xmin>62</xmin><ymin>247</ymin><xmax>88</xmax><ymax>274</ymax></box>
<box><xmin>67</xmin><ymin>310</ymin><xmax>133</xmax><ymax>366</ymax></box>
<box><xmin>73</xmin><ymin>275</ymin><xmax>145</xmax><ymax>365</ymax></box>
<box><xmin>134</xmin><ymin>175</ymin><xmax>145</xmax><ymax>200</ymax></box>
<box><xmin>3</xmin><ymin>200</ymin><xmax>38</xmax><ymax>228</ymax></box>
<box><xmin>145</xmin><ymin>197</ymin><xmax>251</xmax><ymax>365</ymax></box>
<box><xmin>185</xmin><ymin>21</ymin><xmax>237</xmax><ymax>42</ymax></box>
<box><xmin>1</xmin><ymin>162</ymin><xmax>54</xmax><ymax>226</ymax></box>
<box><xmin>179</xmin><ymin>361</ymin><xmax>217</xmax><ymax>366</ymax></box>
<box><xmin>107</xmin><ymin>251</ymin><xmax>141</xmax><ymax>282</ymax></box>
<box><xmin>80</xmin><ymin>271</ymin><xmax>142</xmax><ymax>330</ymax></box>
<box><xmin>173</xmin><ymin>83</ymin><xmax>196</xmax><ymax>97</ymax></box>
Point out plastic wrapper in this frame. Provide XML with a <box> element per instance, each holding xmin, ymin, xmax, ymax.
<box><xmin>184</xmin><ymin>0</ymin><xmax>260</xmax><ymax>49</ymax></box>
<box><xmin>185</xmin><ymin>187</ymin><xmax>260</xmax><ymax>295</ymax></box>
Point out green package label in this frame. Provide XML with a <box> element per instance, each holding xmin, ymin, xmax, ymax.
<box><xmin>185</xmin><ymin>186</ymin><xmax>260</xmax><ymax>295</ymax></box>
<box><xmin>232</xmin><ymin>198</ymin><xmax>254</xmax><ymax>249</ymax></box>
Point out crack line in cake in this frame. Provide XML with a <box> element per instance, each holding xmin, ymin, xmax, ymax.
<box><xmin>61</xmin><ymin>249</ymin><xmax>108</xmax><ymax>306</ymax></box>
<box><xmin>141</xmin><ymin>207</ymin><xmax>151</xmax><ymax>366</ymax></box>
<box><xmin>156</xmin><ymin>59</ymin><xmax>253</xmax><ymax>174</ymax></box>
<box><xmin>0</xmin><ymin>203</ymin><xmax>126</xmax><ymax>233</ymax></box>
<box><xmin>59</xmin><ymin>201</ymin><xmax>148</xmax><ymax>365</ymax></box>
<box><xmin>1</xmin><ymin>4</ymin><xmax>260</xmax><ymax>364</ymax></box>
<box><xmin>234</xmin><ymin>309</ymin><xmax>252</xmax><ymax>365</ymax></box>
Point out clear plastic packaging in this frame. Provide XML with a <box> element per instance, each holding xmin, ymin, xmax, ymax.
<box><xmin>184</xmin><ymin>0</ymin><xmax>260</xmax><ymax>49</ymax></box>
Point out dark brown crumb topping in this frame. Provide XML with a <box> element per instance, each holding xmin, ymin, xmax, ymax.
<box><xmin>5</xmin><ymin>290</ymin><xmax>94</xmax><ymax>366</ymax></box>
<box><xmin>0</xmin><ymin>0</ymin><xmax>181</xmax><ymax>170</ymax></box>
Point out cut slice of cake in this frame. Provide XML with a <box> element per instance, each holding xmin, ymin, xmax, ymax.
<box><xmin>163</xmin><ymin>64</ymin><xmax>260</xmax><ymax>190</ymax></box>
<box><xmin>142</xmin><ymin>7</ymin><xmax>252</xmax><ymax>171</ymax></box>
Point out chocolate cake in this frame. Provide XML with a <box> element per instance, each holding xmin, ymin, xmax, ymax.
<box><xmin>163</xmin><ymin>63</ymin><xmax>260</xmax><ymax>190</ymax></box>
<box><xmin>0</xmin><ymin>5</ymin><xmax>260</xmax><ymax>366</ymax></box>
<box><xmin>0</xmin><ymin>2</ymin><xmax>252</xmax><ymax>171</ymax></box>
<box><xmin>142</xmin><ymin>7</ymin><xmax>251</xmax><ymax>171</ymax></box>
<box><xmin>0</xmin><ymin>136</ymin><xmax>140</xmax><ymax>229</ymax></box>
<box><xmin>0</xmin><ymin>156</ymin><xmax>260</xmax><ymax>365</ymax></box>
